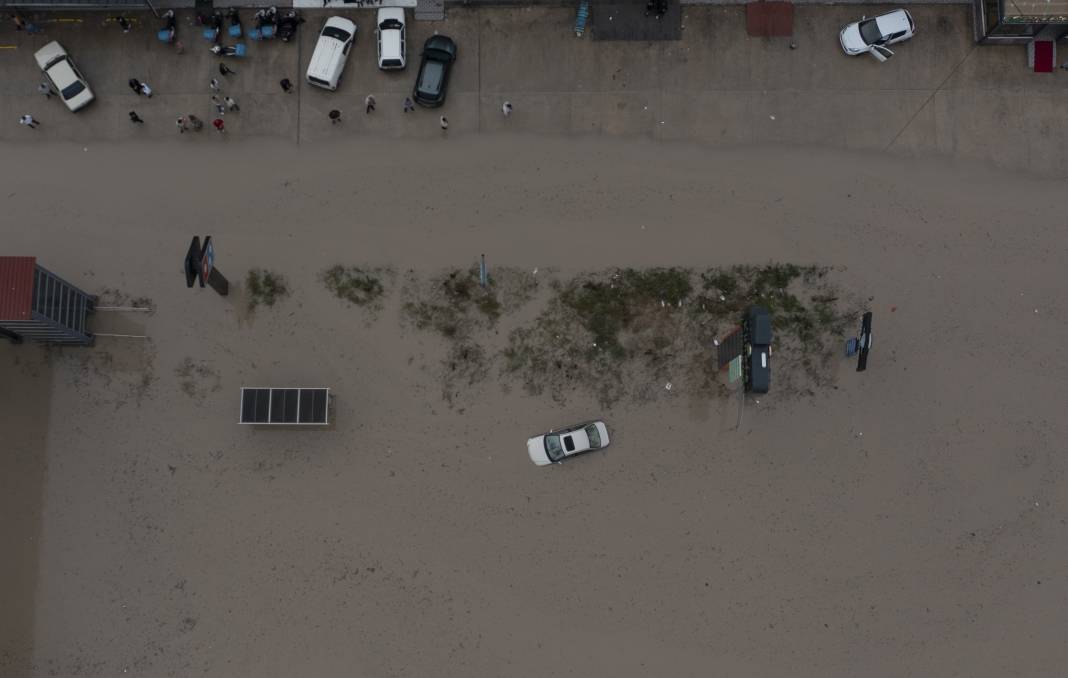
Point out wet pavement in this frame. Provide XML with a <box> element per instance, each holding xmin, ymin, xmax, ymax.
<box><xmin>0</xmin><ymin>5</ymin><xmax>1066</xmax><ymax>174</ymax></box>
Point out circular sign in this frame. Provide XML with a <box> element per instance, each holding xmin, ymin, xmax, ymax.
<box><xmin>200</xmin><ymin>237</ymin><xmax>215</xmax><ymax>283</ymax></box>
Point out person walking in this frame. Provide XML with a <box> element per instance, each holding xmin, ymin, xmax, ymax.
<box><xmin>403</xmin><ymin>96</ymin><xmax>415</xmax><ymax>113</ymax></box>
<box><xmin>212</xmin><ymin>118</ymin><xmax>225</xmax><ymax>133</ymax></box>
<box><xmin>219</xmin><ymin>63</ymin><xmax>234</xmax><ymax>76</ymax></box>
<box><xmin>502</xmin><ymin>101</ymin><xmax>512</xmax><ymax>117</ymax></box>
<box><xmin>128</xmin><ymin>111</ymin><xmax>144</xmax><ymax>124</ymax></box>
<box><xmin>328</xmin><ymin>109</ymin><xmax>341</xmax><ymax>124</ymax></box>
<box><xmin>439</xmin><ymin>115</ymin><xmax>448</xmax><ymax>131</ymax></box>
<box><xmin>176</xmin><ymin>116</ymin><xmax>188</xmax><ymax>133</ymax></box>
<box><xmin>139</xmin><ymin>81</ymin><xmax>153</xmax><ymax>98</ymax></box>
<box><xmin>19</xmin><ymin>114</ymin><xmax>39</xmax><ymax>129</ymax></box>
<box><xmin>37</xmin><ymin>82</ymin><xmax>53</xmax><ymax>99</ymax></box>
<box><xmin>364</xmin><ymin>94</ymin><xmax>376</xmax><ymax>114</ymax></box>
<box><xmin>117</xmin><ymin>16</ymin><xmax>131</xmax><ymax>33</ymax></box>
<box><xmin>210</xmin><ymin>78</ymin><xmax>220</xmax><ymax>92</ymax></box>
<box><xmin>211</xmin><ymin>95</ymin><xmax>226</xmax><ymax>116</ymax></box>
<box><xmin>280</xmin><ymin>78</ymin><xmax>293</xmax><ymax>93</ymax></box>
<box><xmin>224</xmin><ymin>96</ymin><xmax>239</xmax><ymax>112</ymax></box>
<box><xmin>187</xmin><ymin>114</ymin><xmax>203</xmax><ymax>131</ymax></box>
<box><xmin>128</xmin><ymin>78</ymin><xmax>143</xmax><ymax>95</ymax></box>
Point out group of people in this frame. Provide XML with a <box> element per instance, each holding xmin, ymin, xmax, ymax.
<box><xmin>21</xmin><ymin>57</ymin><xmax>516</xmax><ymax>134</ymax></box>
<box><xmin>10</xmin><ymin>12</ymin><xmax>40</xmax><ymax>33</ymax></box>
<box><xmin>126</xmin><ymin>77</ymin><xmax>153</xmax><ymax>127</ymax></box>
<box><xmin>204</xmin><ymin>62</ymin><xmax>242</xmax><ymax>132</ymax></box>
<box><xmin>327</xmin><ymin>99</ymin><xmax>513</xmax><ymax>131</ymax></box>
<box><xmin>175</xmin><ymin>115</ymin><xmax>204</xmax><ymax>133</ymax></box>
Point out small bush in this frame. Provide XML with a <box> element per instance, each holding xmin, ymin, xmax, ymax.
<box><xmin>323</xmin><ymin>265</ymin><xmax>385</xmax><ymax>306</ymax></box>
<box><xmin>701</xmin><ymin>270</ymin><xmax>739</xmax><ymax>296</ymax></box>
<box><xmin>620</xmin><ymin>267</ymin><xmax>692</xmax><ymax>304</ymax></box>
<box><xmin>559</xmin><ymin>280</ymin><xmax>632</xmax><ymax>357</ymax></box>
<box><xmin>245</xmin><ymin>269</ymin><xmax>289</xmax><ymax>311</ymax></box>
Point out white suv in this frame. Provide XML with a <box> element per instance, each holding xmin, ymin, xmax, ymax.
<box><xmin>306</xmin><ymin>17</ymin><xmax>356</xmax><ymax>91</ymax></box>
<box><xmin>375</xmin><ymin>8</ymin><xmax>406</xmax><ymax>70</ymax></box>
<box><xmin>34</xmin><ymin>41</ymin><xmax>94</xmax><ymax>112</ymax></box>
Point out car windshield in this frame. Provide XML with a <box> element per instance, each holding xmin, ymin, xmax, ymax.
<box><xmin>584</xmin><ymin>424</ymin><xmax>601</xmax><ymax>449</ymax></box>
<box><xmin>380</xmin><ymin>19</ymin><xmax>402</xmax><ymax>30</ymax></box>
<box><xmin>858</xmin><ymin>18</ymin><xmax>882</xmax><ymax>45</ymax></box>
<box><xmin>544</xmin><ymin>434</ymin><xmax>564</xmax><ymax>462</ymax></box>
<box><xmin>418</xmin><ymin>60</ymin><xmax>444</xmax><ymax>93</ymax></box>
<box><xmin>61</xmin><ymin>80</ymin><xmax>86</xmax><ymax>100</ymax></box>
<box><xmin>322</xmin><ymin>26</ymin><xmax>351</xmax><ymax>42</ymax></box>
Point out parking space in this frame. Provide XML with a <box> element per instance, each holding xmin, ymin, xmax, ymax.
<box><xmin>1</xmin><ymin>5</ymin><xmax>1067</xmax><ymax>172</ymax></box>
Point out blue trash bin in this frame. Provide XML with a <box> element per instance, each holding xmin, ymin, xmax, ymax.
<box><xmin>845</xmin><ymin>337</ymin><xmax>858</xmax><ymax>357</ymax></box>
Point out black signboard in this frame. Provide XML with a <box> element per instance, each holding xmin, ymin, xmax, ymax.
<box><xmin>184</xmin><ymin>235</ymin><xmax>228</xmax><ymax>295</ymax></box>
<box><xmin>857</xmin><ymin>312</ymin><xmax>873</xmax><ymax>372</ymax></box>
<box><xmin>184</xmin><ymin>236</ymin><xmax>203</xmax><ymax>288</ymax></box>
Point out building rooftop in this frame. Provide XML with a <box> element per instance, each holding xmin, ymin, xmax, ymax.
<box><xmin>0</xmin><ymin>257</ymin><xmax>35</xmax><ymax>322</ymax></box>
<box><xmin>1002</xmin><ymin>0</ymin><xmax>1068</xmax><ymax>20</ymax></box>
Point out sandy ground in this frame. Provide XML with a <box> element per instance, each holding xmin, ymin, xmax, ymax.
<box><xmin>1</xmin><ymin>136</ymin><xmax>1067</xmax><ymax>677</ymax></box>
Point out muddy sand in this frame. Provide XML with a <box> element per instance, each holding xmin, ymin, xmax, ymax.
<box><xmin>1</xmin><ymin>137</ymin><xmax>1066</xmax><ymax>677</ymax></box>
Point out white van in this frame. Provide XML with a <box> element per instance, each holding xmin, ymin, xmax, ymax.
<box><xmin>375</xmin><ymin>8</ymin><xmax>406</xmax><ymax>70</ymax></box>
<box><xmin>306</xmin><ymin>16</ymin><xmax>357</xmax><ymax>91</ymax></box>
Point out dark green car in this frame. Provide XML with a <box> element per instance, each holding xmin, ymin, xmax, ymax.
<box><xmin>744</xmin><ymin>306</ymin><xmax>772</xmax><ymax>394</ymax></box>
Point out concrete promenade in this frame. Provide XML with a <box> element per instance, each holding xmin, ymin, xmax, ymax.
<box><xmin>0</xmin><ymin>6</ymin><xmax>1064</xmax><ymax>170</ymax></box>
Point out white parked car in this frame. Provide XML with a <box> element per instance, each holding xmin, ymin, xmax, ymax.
<box><xmin>375</xmin><ymin>7</ymin><xmax>406</xmax><ymax>70</ymax></box>
<box><xmin>839</xmin><ymin>9</ymin><xmax>915</xmax><ymax>62</ymax></box>
<box><xmin>34</xmin><ymin>41</ymin><xmax>94</xmax><ymax>112</ymax></box>
<box><xmin>527</xmin><ymin>421</ymin><xmax>610</xmax><ymax>466</ymax></box>
<box><xmin>306</xmin><ymin>16</ymin><xmax>356</xmax><ymax>91</ymax></box>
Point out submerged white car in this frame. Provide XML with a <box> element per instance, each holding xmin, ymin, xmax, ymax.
<box><xmin>34</xmin><ymin>41</ymin><xmax>94</xmax><ymax>112</ymax></box>
<box><xmin>527</xmin><ymin>421</ymin><xmax>610</xmax><ymax>466</ymax></box>
<box><xmin>839</xmin><ymin>9</ymin><xmax>915</xmax><ymax>62</ymax></box>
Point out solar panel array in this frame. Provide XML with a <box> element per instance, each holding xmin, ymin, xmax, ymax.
<box><xmin>716</xmin><ymin>327</ymin><xmax>744</xmax><ymax>370</ymax></box>
<box><xmin>240</xmin><ymin>387</ymin><xmax>330</xmax><ymax>425</ymax></box>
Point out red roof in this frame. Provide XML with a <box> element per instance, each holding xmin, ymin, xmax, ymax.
<box><xmin>747</xmin><ymin>2</ymin><xmax>794</xmax><ymax>38</ymax></box>
<box><xmin>0</xmin><ymin>257</ymin><xmax>36</xmax><ymax>321</ymax></box>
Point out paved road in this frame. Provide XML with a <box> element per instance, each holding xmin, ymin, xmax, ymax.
<box><xmin>0</xmin><ymin>5</ymin><xmax>1065</xmax><ymax>174</ymax></box>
